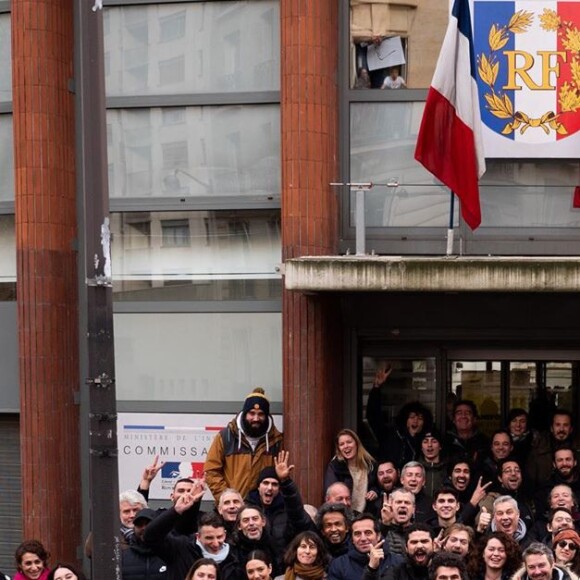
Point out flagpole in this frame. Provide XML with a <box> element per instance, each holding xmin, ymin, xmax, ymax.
<box><xmin>446</xmin><ymin>190</ymin><xmax>455</xmax><ymax>256</ymax></box>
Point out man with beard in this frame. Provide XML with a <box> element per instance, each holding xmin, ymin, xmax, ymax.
<box><xmin>536</xmin><ymin>447</ymin><xmax>580</xmax><ymax>517</ymax></box>
<box><xmin>438</xmin><ymin>524</ymin><xmax>473</xmax><ymax>560</ymax></box>
<box><xmin>530</xmin><ymin>485</ymin><xmax>580</xmax><ymax>541</ymax></box>
<box><xmin>316</xmin><ymin>503</ymin><xmax>352</xmax><ymax>559</ymax></box>
<box><xmin>328</xmin><ymin>514</ymin><xmax>403</xmax><ymax>580</ymax></box>
<box><xmin>380</xmin><ymin>488</ymin><xmax>415</xmax><ymax>556</ymax></box>
<box><xmin>245</xmin><ymin>452</ymin><xmax>313</xmax><ymax>557</ymax></box>
<box><xmin>518</xmin><ymin>542</ymin><xmax>572</xmax><ymax>580</ymax></box>
<box><xmin>205</xmin><ymin>388</ymin><xmax>283</xmax><ymax>501</ymax></box>
<box><xmin>527</xmin><ymin>410</ymin><xmax>579</xmax><ymax>490</ymax></box>
<box><xmin>400</xmin><ymin>462</ymin><xmax>435</xmax><ymax>523</ymax></box>
<box><xmin>369</xmin><ymin>462</ymin><xmax>399</xmax><ymax>516</ymax></box>
<box><xmin>365</xmin><ymin>524</ymin><xmax>434</xmax><ymax>580</ymax></box>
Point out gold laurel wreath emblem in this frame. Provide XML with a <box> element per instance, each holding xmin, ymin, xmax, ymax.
<box><xmin>477</xmin><ymin>8</ymin><xmax>580</xmax><ymax>137</ymax></box>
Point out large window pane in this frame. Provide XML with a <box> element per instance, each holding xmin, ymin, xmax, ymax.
<box><xmin>0</xmin><ymin>215</ymin><xmax>16</xmax><ymax>299</ymax></box>
<box><xmin>107</xmin><ymin>106</ymin><xmax>280</xmax><ymax>198</ymax></box>
<box><xmin>350</xmin><ymin>102</ymin><xmax>453</xmax><ymax>227</ymax></box>
<box><xmin>0</xmin><ymin>115</ymin><xmax>14</xmax><ymax>202</ymax></box>
<box><xmin>349</xmin><ymin>0</ymin><xmax>446</xmax><ymax>90</ymax></box>
<box><xmin>0</xmin><ymin>15</ymin><xmax>11</xmax><ymax>102</ymax></box>
<box><xmin>105</xmin><ymin>1</ymin><xmax>280</xmax><ymax>96</ymax></box>
<box><xmin>351</xmin><ymin>103</ymin><xmax>580</xmax><ymax>229</ymax></box>
<box><xmin>110</xmin><ymin>210</ymin><xmax>281</xmax><ymax>296</ymax></box>
<box><xmin>114</xmin><ymin>312</ymin><xmax>282</xmax><ymax>401</ymax></box>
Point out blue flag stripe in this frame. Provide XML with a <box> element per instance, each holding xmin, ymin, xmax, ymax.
<box><xmin>452</xmin><ymin>0</ymin><xmax>476</xmax><ymax>78</ymax></box>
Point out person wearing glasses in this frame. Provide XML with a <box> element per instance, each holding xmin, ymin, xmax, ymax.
<box><xmin>553</xmin><ymin>529</ymin><xmax>580</xmax><ymax>576</ymax></box>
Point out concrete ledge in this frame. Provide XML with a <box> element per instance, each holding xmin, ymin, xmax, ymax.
<box><xmin>284</xmin><ymin>256</ymin><xmax>580</xmax><ymax>292</ymax></box>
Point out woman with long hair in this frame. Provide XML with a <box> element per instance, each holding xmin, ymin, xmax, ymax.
<box><xmin>466</xmin><ymin>532</ymin><xmax>522</xmax><ymax>580</ymax></box>
<box><xmin>185</xmin><ymin>558</ymin><xmax>221</xmax><ymax>580</ymax></box>
<box><xmin>323</xmin><ymin>428</ymin><xmax>378</xmax><ymax>512</ymax></box>
<box><xmin>275</xmin><ymin>531</ymin><xmax>329</xmax><ymax>580</ymax></box>
<box><xmin>47</xmin><ymin>563</ymin><xmax>88</xmax><ymax>580</ymax></box>
<box><xmin>14</xmin><ymin>540</ymin><xmax>50</xmax><ymax>580</ymax></box>
<box><xmin>246</xmin><ymin>551</ymin><xmax>274</xmax><ymax>580</ymax></box>
<box><xmin>553</xmin><ymin>529</ymin><xmax>580</xmax><ymax>577</ymax></box>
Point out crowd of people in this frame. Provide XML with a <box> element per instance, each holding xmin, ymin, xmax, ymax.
<box><xmin>6</xmin><ymin>385</ymin><xmax>580</xmax><ymax>580</ymax></box>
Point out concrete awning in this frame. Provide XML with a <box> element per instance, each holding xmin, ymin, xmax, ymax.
<box><xmin>284</xmin><ymin>256</ymin><xmax>580</xmax><ymax>292</ymax></box>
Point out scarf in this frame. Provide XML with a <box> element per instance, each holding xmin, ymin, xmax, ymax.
<box><xmin>196</xmin><ymin>539</ymin><xmax>231</xmax><ymax>564</ymax></box>
<box><xmin>284</xmin><ymin>563</ymin><xmax>326</xmax><ymax>580</ymax></box>
<box><xmin>14</xmin><ymin>571</ymin><xmax>50</xmax><ymax>580</ymax></box>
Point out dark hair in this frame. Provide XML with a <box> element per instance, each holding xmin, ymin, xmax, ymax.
<box><xmin>433</xmin><ymin>486</ymin><xmax>459</xmax><ymax>502</ymax></box>
<box><xmin>497</xmin><ymin>457</ymin><xmax>523</xmax><ymax>474</ymax></box>
<box><xmin>174</xmin><ymin>477</ymin><xmax>195</xmax><ymax>487</ymax></box>
<box><xmin>405</xmin><ymin>523</ymin><xmax>433</xmax><ymax>542</ymax></box>
<box><xmin>48</xmin><ymin>563</ymin><xmax>88</xmax><ymax>580</ymax></box>
<box><xmin>447</xmin><ymin>458</ymin><xmax>472</xmax><ymax>476</ymax></box>
<box><xmin>396</xmin><ymin>402</ymin><xmax>434</xmax><ymax>433</ymax></box>
<box><xmin>549</xmin><ymin>506</ymin><xmax>574</xmax><ymax>524</ymax></box>
<box><xmin>15</xmin><ymin>540</ymin><xmax>49</xmax><ymax>569</ymax></box>
<box><xmin>246</xmin><ymin>550</ymin><xmax>272</xmax><ymax>567</ymax></box>
<box><xmin>185</xmin><ymin>558</ymin><xmax>220</xmax><ymax>580</ymax></box>
<box><xmin>453</xmin><ymin>400</ymin><xmax>478</xmax><ymax>418</ymax></box>
<box><xmin>429</xmin><ymin>553</ymin><xmax>468</xmax><ymax>580</ymax></box>
<box><xmin>552</xmin><ymin>409</ymin><xmax>574</xmax><ymax>426</ymax></box>
<box><xmin>199</xmin><ymin>512</ymin><xmax>226</xmax><ymax>529</ymax></box>
<box><xmin>283</xmin><ymin>531</ymin><xmax>330</xmax><ymax>569</ymax></box>
<box><xmin>507</xmin><ymin>408</ymin><xmax>528</xmax><ymax>423</ymax></box>
<box><xmin>316</xmin><ymin>503</ymin><xmax>351</xmax><ymax>530</ymax></box>
<box><xmin>467</xmin><ymin>531</ymin><xmax>522</xmax><ymax>579</ymax></box>
<box><xmin>491</xmin><ymin>429</ymin><xmax>513</xmax><ymax>445</ymax></box>
<box><xmin>351</xmin><ymin>513</ymin><xmax>380</xmax><ymax>534</ymax></box>
<box><xmin>553</xmin><ymin>445</ymin><xmax>576</xmax><ymax>460</ymax></box>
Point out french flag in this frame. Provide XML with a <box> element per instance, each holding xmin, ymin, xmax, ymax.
<box><xmin>415</xmin><ymin>0</ymin><xmax>486</xmax><ymax>230</ymax></box>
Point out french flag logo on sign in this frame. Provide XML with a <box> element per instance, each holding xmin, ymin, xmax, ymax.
<box><xmin>473</xmin><ymin>0</ymin><xmax>580</xmax><ymax>157</ymax></box>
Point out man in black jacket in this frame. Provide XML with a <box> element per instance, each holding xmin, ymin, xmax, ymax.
<box><xmin>122</xmin><ymin>508</ymin><xmax>168</xmax><ymax>580</ymax></box>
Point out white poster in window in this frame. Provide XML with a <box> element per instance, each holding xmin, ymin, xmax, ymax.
<box><xmin>118</xmin><ymin>412</ymin><xmax>283</xmax><ymax>501</ymax></box>
<box><xmin>366</xmin><ymin>37</ymin><xmax>406</xmax><ymax>71</ymax></box>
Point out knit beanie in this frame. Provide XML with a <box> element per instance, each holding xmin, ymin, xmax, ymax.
<box><xmin>553</xmin><ymin>528</ymin><xmax>580</xmax><ymax>547</ymax></box>
<box><xmin>242</xmin><ymin>387</ymin><xmax>270</xmax><ymax>416</ymax></box>
<box><xmin>257</xmin><ymin>466</ymin><xmax>279</xmax><ymax>485</ymax></box>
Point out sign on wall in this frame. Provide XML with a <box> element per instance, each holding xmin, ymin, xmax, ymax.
<box><xmin>473</xmin><ymin>0</ymin><xmax>580</xmax><ymax>157</ymax></box>
<box><xmin>118</xmin><ymin>412</ymin><xmax>283</xmax><ymax>501</ymax></box>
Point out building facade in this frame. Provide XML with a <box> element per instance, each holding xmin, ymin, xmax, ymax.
<box><xmin>1</xmin><ymin>0</ymin><xmax>580</xmax><ymax>574</ymax></box>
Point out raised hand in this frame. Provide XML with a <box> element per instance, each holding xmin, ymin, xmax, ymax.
<box><xmin>191</xmin><ymin>475</ymin><xmax>206</xmax><ymax>502</ymax></box>
<box><xmin>477</xmin><ymin>506</ymin><xmax>492</xmax><ymax>533</ymax></box>
<box><xmin>368</xmin><ymin>539</ymin><xmax>385</xmax><ymax>569</ymax></box>
<box><xmin>174</xmin><ymin>492</ymin><xmax>196</xmax><ymax>514</ymax></box>
<box><xmin>373</xmin><ymin>365</ymin><xmax>393</xmax><ymax>388</ymax></box>
<box><xmin>469</xmin><ymin>476</ymin><xmax>493</xmax><ymax>506</ymax></box>
<box><xmin>433</xmin><ymin>528</ymin><xmax>445</xmax><ymax>552</ymax></box>
<box><xmin>380</xmin><ymin>493</ymin><xmax>394</xmax><ymax>526</ymax></box>
<box><xmin>142</xmin><ymin>454</ymin><xmax>164</xmax><ymax>482</ymax></box>
<box><xmin>274</xmin><ymin>450</ymin><xmax>295</xmax><ymax>482</ymax></box>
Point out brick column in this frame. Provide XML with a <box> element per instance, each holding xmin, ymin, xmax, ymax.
<box><xmin>12</xmin><ymin>0</ymin><xmax>81</xmax><ymax>561</ymax></box>
<box><xmin>281</xmin><ymin>0</ymin><xmax>343</xmax><ymax>503</ymax></box>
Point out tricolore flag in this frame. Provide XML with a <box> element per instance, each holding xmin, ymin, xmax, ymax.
<box><xmin>414</xmin><ymin>0</ymin><xmax>486</xmax><ymax>230</ymax></box>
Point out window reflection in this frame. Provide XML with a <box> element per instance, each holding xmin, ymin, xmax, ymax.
<box><xmin>105</xmin><ymin>1</ymin><xmax>280</xmax><ymax>96</ymax></box>
<box><xmin>349</xmin><ymin>0</ymin><xmax>447</xmax><ymax>89</ymax></box>
<box><xmin>0</xmin><ymin>15</ymin><xmax>11</xmax><ymax>101</ymax></box>
<box><xmin>0</xmin><ymin>115</ymin><xmax>14</xmax><ymax>202</ymax></box>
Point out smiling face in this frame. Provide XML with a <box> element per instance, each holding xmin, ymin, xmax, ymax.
<box><xmin>119</xmin><ymin>501</ymin><xmax>144</xmax><ymax>528</ymax></box>
<box><xmin>422</xmin><ymin>437</ymin><xmax>441</xmax><ymax>462</ymax></box>
<box><xmin>451</xmin><ymin>463</ymin><xmax>471</xmax><ymax>491</ymax></box>
<box><xmin>548</xmin><ymin>510</ymin><xmax>574</xmax><ymax>535</ymax></box>
<box><xmin>296</xmin><ymin>538</ymin><xmax>319</xmax><ymax>565</ymax></box>
<box><xmin>525</xmin><ymin>554</ymin><xmax>554</xmax><ymax>580</ymax></box>
<box><xmin>509</xmin><ymin>414</ymin><xmax>528</xmax><ymax>437</ymax></box>
<box><xmin>321</xmin><ymin>512</ymin><xmax>348</xmax><ymax>545</ymax></box>
<box><xmin>552</xmin><ymin>414</ymin><xmax>573</xmax><ymax>442</ymax></box>
<box><xmin>246</xmin><ymin>559</ymin><xmax>272</xmax><ymax>580</ymax></box>
<box><xmin>244</xmin><ymin>409</ymin><xmax>267</xmax><ymax>437</ymax></box>
<box><xmin>238</xmin><ymin>508</ymin><xmax>266</xmax><ymax>540</ymax></box>
<box><xmin>554</xmin><ymin>449</ymin><xmax>576</xmax><ymax>479</ymax></box>
<box><xmin>491</xmin><ymin>433</ymin><xmax>513</xmax><ymax>461</ymax></box>
<box><xmin>377</xmin><ymin>462</ymin><xmax>398</xmax><ymax>491</ymax></box>
<box><xmin>483</xmin><ymin>538</ymin><xmax>507</xmax><ymax>571</ymax></box>
<box><xmin>555</xmin><ymin>539</ymin><xmax>579</xmax><ymax>564</ymax></box>
<box><xmin>433</xmin><ymin>493</ymin><xmax>460</xmax><ymax>522</ymax></box>
<box><xmin>19</xmin><ymin>552</ymin><xmax>45</xmax><ymax>580</ymax></box>
<box><xmin>401</xmin><ymin>466</ymin><xmax>425</xmax><ymax>494</ymax></box>
<box><xmin>218</xmin><ymin>491</ymin><xmax>243</xmax><ymax>522</ymax></box>
<box><xmin>326</xmin><ymin>483</ymin><xmax>352</xmax><ymax>508</ymax></box>
<box><xmin>493</xmin><ymin>501</ymin><xmax>519</xmax><ymax>536</ymax></box>
<box><xmin>337</xmin><ymin>434</ymin><xmax>357</xmax><ymax>462</ymax></box>
<box><xmin>351</xmin><ymin>519</ymin><xmax>380</xmax><ymax>554</ymax></box>
<box><xmin>52</xmin><ymin>568</ymin><xmax>78</xmax><ymax>580</ymax></box>
<box><xmin>453</xmin><ymin>405</ymin><xmax>475</xmax><ymax>435</ymax></box>
<box><xmin>197</xmin><ymin>525</ymin><xmax>227</xmax><ymax>554</ymax></box>
<box><xmin>551</xmin><ymin>485</ymin><xmax>575</xmax><ymax>510</ymax></box>
<box><xmin>498</xmin><ymin>461</ymin><xmax>522</xmax><ymax>491</ymax></box>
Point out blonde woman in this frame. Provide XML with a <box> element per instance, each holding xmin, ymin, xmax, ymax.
<box><xmin>324</xmin><ymin>428</ymin><xmax>378</xmax><ymax>512</ymax></box>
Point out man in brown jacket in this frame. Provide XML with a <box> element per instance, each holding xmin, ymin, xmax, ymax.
<box><xmin>204</xmin><ymin>387</ymin><xmax>283</xmax><ymax>501</ymax></box>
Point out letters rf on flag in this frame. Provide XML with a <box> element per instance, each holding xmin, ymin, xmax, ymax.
<box><xmin>414</xmin><ymin>0</ymin><xmax>487</xmax><ymax>230</ymax></box>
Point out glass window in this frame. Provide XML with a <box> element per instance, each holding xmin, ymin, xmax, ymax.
<box><xmin>0</xmin><ymin>14</ymin><xmax>11</xmax><ymax>102</ymax></box>
<box><xmin>350</xmin><ymin>103</ymin><xmax>580</xmax><ymax>229</ymax></box>
<box><xmin>104</xmin><ymin>1</ymin><xmax>280</xmax><ymax>96</ymax></box>
<box><xmin>0</xmin><ymin>215</ymin><xmax>16</xmax><ymax>299</ymax></box>
<box><xmin>114</xmin><ymin>312</ymin><xmax>282</xmax><ymax>401</ymax></box>
<box><xmin>0</xmin><ymin>115</ymin><xmax>14</xmax><ymax>202</ymax></box>
<box><xmin>110</xmin><ymin>209</ymin><xmax>281</xmax><ymax>295</ymax></box>
<box><xmin>107</xmin><ymin>106</ymin><xmax>280</xmax><ymax>198</ymax></box>
<box><xmin>349</xmin><ymin>0</ymin><xmax>447</xmax><ymax>90</ymax></box>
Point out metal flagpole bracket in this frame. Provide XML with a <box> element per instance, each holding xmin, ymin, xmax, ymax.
<box><xmin>330</xmin><ymin>181</ymin><xmax>373</xmax><ymax>256</ymax></box>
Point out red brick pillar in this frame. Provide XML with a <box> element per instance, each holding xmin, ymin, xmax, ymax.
<box><xmin>12</xmin><ymin>0</ymin><xmax>81</xmax><ymax>561</ymax></box>
<box><xmin>281</xmin><ymin>0</ymin><xmax>343</xmax><ymax>503</ymax></box>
